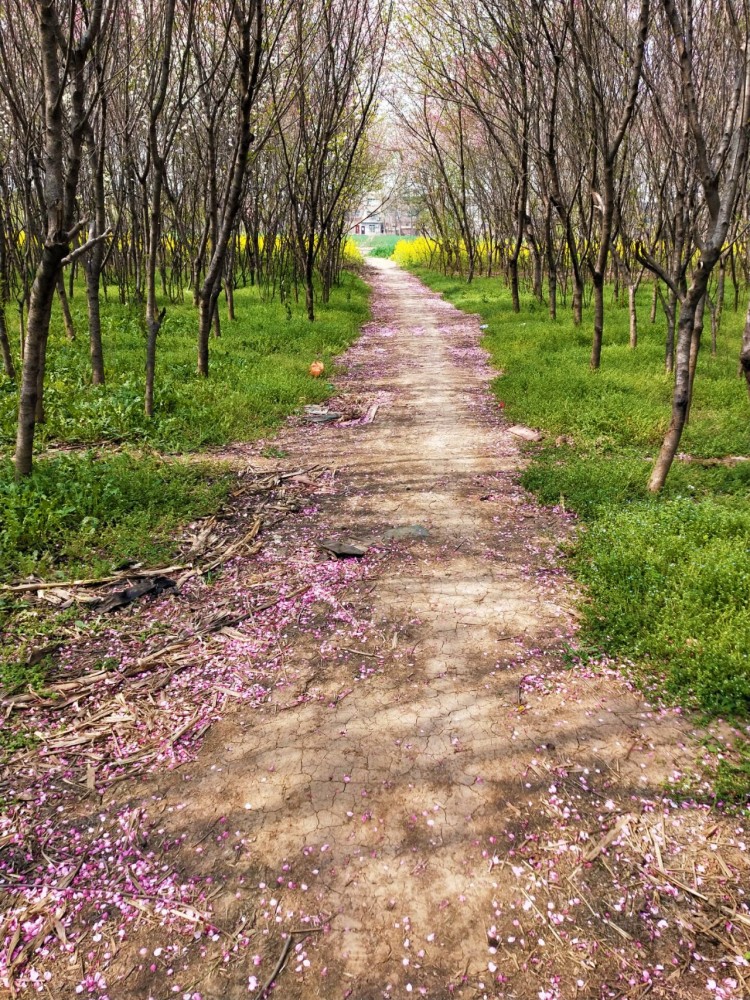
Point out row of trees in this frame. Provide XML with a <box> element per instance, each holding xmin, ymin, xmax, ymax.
<box><xmin>0</xmin><ymin>0</ymin><xmax>390</xmax><ymax>476</ymax></box>
<box><xmin>395</xmin><ymin>0</ymin><xmax>750</xmax><ymax>490</ymax></box>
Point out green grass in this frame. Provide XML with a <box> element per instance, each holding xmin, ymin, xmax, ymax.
<box><xmin>353</xmin><ymin>234</ymin><xmax>415</xmax><ymax>258</ymax></box>
<box><xmin>0</xmin><ymin>451</ymin><xmax>234</xmax><ymax>583</ymax></box>
<box><xmin>0</xmin><ymin>450</ymin><xmax>236</xmax><ymax>690</ymax></box>
<box><xmin>0</xmin><ymin>272</ymin><xmax>369</xmax><ymax>454</ymax></box>
<box><xmin>0</xmin><ymin>271</ymin><xmax>368</xmax><ymax>585</ymax></box>
<box><xmin>409</xmin><ymin>267</ymin><xmax>750</xmax><ymax>721</ymax></box>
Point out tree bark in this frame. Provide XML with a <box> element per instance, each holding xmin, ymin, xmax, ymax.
<box><xmin>685</xmin><ymin>293</ymin><xmax>705</xmax><ymax>425</ymax></box>
<box><xmin>197</xmin><ymin>0</ymin><xmax>264</xmax><ymax>376</ymax></box>
<box><xmin>590</xmin><ymin>169</ymin><xmax>614</xmax><ymax>369</ymax></box>
<box><xmin>648</xmin><ymin>273</ymin><xmax>710</xmax><ymax>493</ymax></box>
<box><xmin>84</xmin><ymin>108</ymin><xmax>108</xmax><ymax>385</ymax></box>
<box><xmin>56</xmin><ymin>274</ymin><xmax>76</xmax><ymax>341</ymax></box>
<box><xmin>0</xmin><ymin>309</ymin><xmax>14</xmax><ymax>380</ymax></box>
<box><xmin>16</xmin><ymin>246</ymin><xmax>65</xmax><ymax>475</ymax></box>
<box><xmin>628</xmin><ymin>283</ymin><xmax>637</xmax><ymax>349</ymax></box>
<box><xmin>739</xmin><ymin>296</ymin><xmax>750</xmax><ymax>400</ymax></box>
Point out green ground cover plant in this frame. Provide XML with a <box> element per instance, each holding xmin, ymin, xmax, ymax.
<box><xmin>353</xmin><ymin>233</ymin><xmax>416</xmax><ymax>258</ymax></box>
<box><xmin>0</xmin><ymin>273</ymin><xmax>369</xmax><ymax>454</ymax></box>
<box><xmin>0</xmin><ymin>451</ymin><xmax>233</xmax><ymax>583</ymax></box>
<box><xmin>409</xmin><ymin>265</ymin><xmax>750</xmax><ymax>720</ymax></box>
<box><xmin>0</xmin><ymin>273</ymin><xmax>368</xmax><ymax>587</ymax></box>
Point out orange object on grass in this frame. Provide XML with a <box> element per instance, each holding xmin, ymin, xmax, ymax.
<box><xmin>309</xmin><ymin>361</ymin><xmax>325</xmax><ymax>377</ymax></box>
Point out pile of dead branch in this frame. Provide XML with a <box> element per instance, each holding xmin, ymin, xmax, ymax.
<box><xmin>0</xmin><ymin>466</ymin><xmax>328</xmax><ymax>718</ymax></box>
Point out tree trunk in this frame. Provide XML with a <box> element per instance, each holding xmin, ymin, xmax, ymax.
<box><xmin>685</xmin><ymin>294</ymin><xmax>705</xmax><ymax>425</ymax></box>
<box><xmin>572</xmin><ymin>277</ymin><xmax>583</xmax><ymax>325</ymax></box>
<box><xmin>648</xmin><ymin>276</ymin><xmax>710</xmax><ymax>493</ymax></box>
<box><xmin>650</xmin><ymin>282</ymin><xmax>658</xmax><ymax>324</ymax></box>
<box><xmin>305</xmin><ymin>251</ymin><xmax>315</xmax><ymax>321</ymax></box>
<box><xmin>665</xmin><ymin>289</ymin><xmax>676</xmax><ymax>373</ymax></box>
<box><xmin>84</xmin><ymin>108</ymin><xmax>107</xmax><ymax>384</ymax></box>
<box><xmin>15</xmin><ymin>246</ymin><xmax>64</xmax><ymax>477</ymax></box>
<box><xmin>590</xmin><ymin>169</ymin><xmax>614</xmax><ymax>369</ymax></box>
<box><xmin>739</xmin><ymin>296</ymin><xmax>750</xmax><ymax>400</ymax></box>
<box><xmin>85</xmin><ymin>254</ymin><xmax>105</xmax><ymax>384</ymax></box>
<box><xmin>628</xmin><ymin>284</ymin><xmax>637</xmax><ymax>349</ymax></box>
<box><xmin>0</xmin><ymin>211</ymin><xmax>13</xmax><ymax>378</ymax></box>
<box><xmin>145</xmin><ymin>306</ymin><xmax>165</xmax><ymax>418</ymax></box>
<box><xmin>711</xmin><ymin>258</ymin><xmax>725</xmax><ymax>356</ymax></box>
<box><xmin>225</xmin><ymin>275</ymin><xmax>235</xmax><ymax>321</ymax></box>
<box><xmin>530</xmin><ymin>234</ymin><xmax>543</xmax><ymax>302</ymax></box>
<box><xmin>509</xmin><ymin>257</ymin><xmax>520</xmax><ymax>313</ymax></box>
<box><xmin>591</xmin><ymin>272</ymin><xmax>604</xmax><ymax>368</ymax></box>
<box><xmin>0</xmin><ymin>308</ymin><xmax>14</xmax><ymax>380</ymax></box>
<box><xmin>545</xmin><ymin>201</ymin><xmax>556</xmax><ymax>320</ymax></box>
<box><xmin>57</xmin><ymin>274</ymin><xmax>76</xmax><ymax>340</ymax></box>
<box><xmin>198</xmin><ymin>287</ymin><xmax>222</xmax><ymax>373</ymax></box>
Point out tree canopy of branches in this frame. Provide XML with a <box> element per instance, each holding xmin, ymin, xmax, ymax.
<box><xmin>0</xmin><ymin>0</ymin><xmax>391</xmax><ymax>477</ymax></box>
<box><xmin>395</xmin><ymin>0</ymin><xmax>750</xmax><ymax>490</ymax></box>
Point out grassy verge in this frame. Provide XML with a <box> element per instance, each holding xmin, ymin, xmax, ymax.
<box><xmin>408</xmin><ymin>267</ymin><xmax>750</xmax><ymax>721</ymax></box>
<box><xmin>0</xmin><ymin>271</ymin><xmax>368</xmax><ymax>578</ymax></box>
<box><xmin>0</xmin><ymin>451</ymin><xmax>234</xmax><ymax>693</ymax></box>
<box><xmin>0</xmin><ymin>271</ymin><xmax>369</xmax><ymax>453</ymax></box>
<box><xmin>353</xmin><ymin>234</ymin><xmax>416</xmax><ymax>258</ymax></box>
<box><xmin>0</xmin><ymin>451</ymin><xmax>234</xmax><ymax>583</ymax></box>
<box><xmin>0</xmin><ymin>270</ymin><xmax>369</xmax><ymax>689</ymax></box>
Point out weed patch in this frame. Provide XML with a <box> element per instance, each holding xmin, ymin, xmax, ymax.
<box><xmin>0</xmin><ymin>272</ymin><xmax>369</xmax><ymax>454</ymax></box>
<box><xmin>0</xmin><ymin>452</ymin><xmax>233</xmax><ymax>584</ymax></box>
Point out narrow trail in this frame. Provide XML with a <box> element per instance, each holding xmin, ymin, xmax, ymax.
<box><xmin>14</xmin><ymin>260</ymin><xmax>747</xmax><ymax>999</ymax></box>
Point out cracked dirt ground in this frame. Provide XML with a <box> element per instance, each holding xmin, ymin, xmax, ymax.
<box><xmin>110</xmin><ymin>259</ymin><xmax>749</xmax><ymax>1000</ymax></box>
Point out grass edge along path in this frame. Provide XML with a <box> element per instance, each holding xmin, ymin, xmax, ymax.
<box><xmin>0</xmin><ymin>270</ymin><xmax>369</xmax><ymax>583</ymax></box>
<box><xmin>402</xmin><ymin>260</ymin><xmax>750</xmax><ymax>747</ymax></box>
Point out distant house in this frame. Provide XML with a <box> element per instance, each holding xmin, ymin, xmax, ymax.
<box><xmin>350</xmin><ymin>194</ymin><xmax>385</xmax><ymax>235</ymax></box>
<box><xmin>349</xmin><ymin>191</ymin><xmax>418</xmax><ymax>236</ymax></box>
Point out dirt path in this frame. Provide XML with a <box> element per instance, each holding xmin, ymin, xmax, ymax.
<box><xmin>5</xmin><ymin>260</ymin><xmax>749</xmax><ymax>999</ymax></box>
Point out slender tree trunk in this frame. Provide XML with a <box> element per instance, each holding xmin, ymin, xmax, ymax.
<box><xmin>0</xmin><ymin>308</ymin><xmax>14</xmax><ymax>380</ymax></box>
<box><xmin>739</xmin><ymin>295</ymin><xmax>750</xmax><ymax>399</ymax></box>
<box><xmin>665</xmin><ymin>290</ymin><xmax>677</xmax><ymax>372</ymax></box>
<box><xmin>305</xmin><ymin>249</ymin><xmax>315</xmax><ymax>321</ymax></box>
<box><xmin>591</xmin><ymin>273</ymin><xmax>605</xmax><ymax>367</ymax></box>
<box><xmin>0</xmin><ymin>213</ymin><xmax>14</xmax><ymax>378</ymax></box>
<box><xmin>225</xmin><ymin>279</ymin><xmax>235</xmax><ymax>320</ymax></box>
<box><xmin>590</xmin><ymin>170</ymin><xmax>614</xmax><ymax>369</ymax></box>
<box><xmin>685</xmin><ymin>294</ymin><xmax>705</xmax><ymax>425</ymax></box>
<box><xmin>16</xmin><ymin>246</ymin><xmax>64</xmax><ymax>476</ymax></box>
<box><xmin>650</xmin><ymin>282</ymin><xmax>657</xmax><ymax>323</ymax></box>
<box><xmin>544</xmin><ymin>201</ymin><xmax>556</xmax><ymax>320</ymax></box>
<box><xmin>711</xmin><ymin>257</ymin><xmax>725</xmax><ymax>356</ymax></box>
<box><xmin>84</xmin><ymin>107</ymin><xmax>107</xmax><ymax>384</ymax></box>
<box><xmin>145</xmin><ymin>167</ymin><xmax>166</xmax><ymax>417</ymax></box>
<box><xmin>85</xmin><ymin>251</ymin><xmax>105</xmax><ymax>384</ymax></box>
<box><xmin>18</xmin><ymin>298</ymin><xmax>26</xmax><ymax>360</ymax></box>
<box><xmin>648</xmin><ymin>274</ymin><xmax>710</xmax><ymax>492</ymax></box>
<box><xmin>530</xmin><ymin>234</ymin><xmax>543</xmax><ymax>302</ymax></box>
<box><xmin>57</xmin><ymin>274</ymin><xmax>76</xmax><ymax>340</ymax></box>
<box><xmin>572</xmin><ymin>276</ymin><xmax>583</xmax><ymax>325</ymax></box>
<box><xmin>628</xmin><ymin>284</ymin><xmax>637</xmax><ymax>349</ymax></box>
<box><xmin>197</xmin><ymin>2</ymin><xmax>264</xmax><ymax>375</ymax></box>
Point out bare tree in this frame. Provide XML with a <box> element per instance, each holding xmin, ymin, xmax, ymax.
<box><xmin>11</xmin><ymin>0</ymin><xmax>112</xmax><ymax>478</ymax></box>
<box><xmin>645</xmin><ymin>0</ymin><xmax>750</xmax><ymax>491</ymax></box>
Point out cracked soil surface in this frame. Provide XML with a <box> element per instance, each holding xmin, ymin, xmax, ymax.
<box><xmin>14</xmin><ymin>259</ymin><xmax>749</xmax><ymax>1000</ymax></box>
